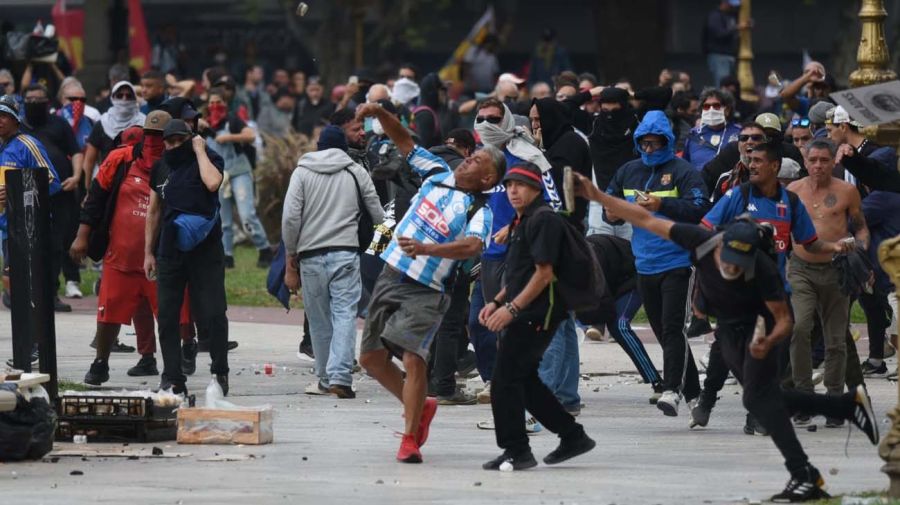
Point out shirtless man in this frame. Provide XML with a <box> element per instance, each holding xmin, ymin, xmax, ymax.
<box><xmin>787</xmin><ymin>139</ymin><xmax>868</xmax><ymax>423</ymax></box>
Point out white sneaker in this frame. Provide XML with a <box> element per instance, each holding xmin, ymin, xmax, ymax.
<box><xmin>699</xmin><ymin>349</ymin><xmax>711</xmax><ymax>372</ymax></box>
<box><xmin>525</xmin><ymin>416</ymin><xmax>542</xmax><ymax>434</ymax></box>
<box><xmin>576</xmin><ymin>326</ymin><xmax>586</xmax><ymax>345</ymax></box>
<box><xmin>476</xmin><ymin>418</ymin><xmax>495</xmax><ymax>430</ymax></box>
<box><xmin>65</xmin><ymin>281</ymin><xmax>83</xmax><ymax>299</ymax></box>
<box><xmin>585</xmin><ymin>326</ymin><xmax>606</xmax><ymax>342</ymax></box>
<box><xmin>304</xmin><ymin>380</ymin><xmax>330</xmax><ymax>395</ymax></box>
<box><xmin>476</xmin><ymin>381</ymin><xmax>491</xmax><ymax>404</ymax></box>
<box><xmin>811</xmin><ymin>372</ymin><xmax>824</xmax><ymax>386</ymax></box>
<box><xmin>657</xmin><ymin>390</ymin><xmax>681</xmax><ymax>417</ymax></box>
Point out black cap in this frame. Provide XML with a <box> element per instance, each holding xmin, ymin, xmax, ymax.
<box><xmin>598</xmin><ymin>87</ymin><xmax>629</xmax><ymax>105</ymax></box>
<box><xmin>720</xmin><ymin>221</ymin><xmax>760</xmax><ymax>278</ymax></box>
<box><xmin>160</xmin><ymin>97</ymin><xmax>199</xmax><ymax>121</ymax></box>
<box><xmin>162</xmin><ymin>119</ymin><xmax>192</xmax><ymax>139</ymax></box>
<box><xmin>502</xmin><ymin>162</ymin><xmax>543</xmax><ymax>190</ymax></box>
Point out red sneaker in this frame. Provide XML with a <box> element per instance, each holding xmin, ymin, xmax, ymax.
<box><xmin>396</xmin><ymin>434</ymin><xmax>422</xmax><ymax>463</ymax></box>
<box><xmin>417</xmin><ymin>397</ymin><xmax>438</xmax><ymax>447</ymax></box>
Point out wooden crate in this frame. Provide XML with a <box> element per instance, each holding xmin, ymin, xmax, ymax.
<box><xmin>176</xmin><ymin>407</ymin><xmax>273</xmax><ymax>445</ymax></box>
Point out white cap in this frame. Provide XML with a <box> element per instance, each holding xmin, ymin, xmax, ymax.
<box><xmin>777</xmin><ymin>158</ymin><xmax>801</xmax><ymax>180</ymax></box>
<box><xmin>391</xmin><ymin>78</ymin><xmax>419</xmax><ymax>106</ymax></box>
<box><xmin>831</xmin><ymin>105</ymin><xmax>863</xmax><ymax>127</ymax></box>
<box><xmin>498</xmin><ymin>72</ymin><xmax>525</xmax><ymax>85</ymax></box>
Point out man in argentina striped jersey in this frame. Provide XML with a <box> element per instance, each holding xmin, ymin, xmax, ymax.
<box><xmin>355</xmin><ymin>102</ymin><xmax>505</xmax><ymax>465</ymax></box>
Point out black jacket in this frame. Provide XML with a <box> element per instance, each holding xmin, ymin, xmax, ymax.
<box><xmin>588</xmin><ymin>105</ymin><xmax>639</xmax><ymax>191</ymax></box>
<box><xmin>412</xmin><ymin>73</ymin><xmax>443</xmax><ymax>148</ymax></box>
<box><xmin>429</xmin><ymin>145</ymin><xmax>465</xmax><ymax>170</ymax></box>
<box><xmin>534</xmin><ymin>98</ymin><xmax>593</xmax><ymax>225</ymax></box>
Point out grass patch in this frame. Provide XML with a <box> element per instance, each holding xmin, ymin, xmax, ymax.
<box><xmin>57</xmin><ymin>380</ymin><xmax>90</xmax><ymax>392</ymax></box>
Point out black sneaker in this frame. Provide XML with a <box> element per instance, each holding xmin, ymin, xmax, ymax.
<box><xmin>1</xmin><ymin>290</ymin><xmax>10</xmax><ymax>309</ymax></box>
<box><xmin>216</xmin><ymin>374</ymin><xmax>229</xmax><ymax>397</ymax></box>
<box><xmin>824</xmin><ymin>417</ymin><xmax>844</xmax><ymax>428</ymax></box>
<box><xmin>861</xmin><ymin>360</ymin><xmax>888</xmax><ymax>378</ymax></box>
<box><xmin>297</xmin><ymin>340</ymin><xmax>314</xmax><ymax>361</ymax></box>
<box><xmin>110</xmin><ymin>341</ymin><xmax>136</xmax><ymax>353</ymax></box>
<box><xmin>849</xmin><ymin>385</ymin><xmax>879</xmax><ymax>445</ymax></box>
<box><xmin>181</xmin><ymin>339</ymin><xmax>198</xmax><ymax>376</ymax></box>
<box><xmin>743</xmin><ymin>413</ymin><xmax>769</xmax><ymax>436</ymax></box>
<box><xmin>127</xmin><ymin>356</ymin><xmax>159</xmax><ymax>377</ymax></box>
<box><xmin>686</xmin><ymin>317</ymin><xmax>713</xmax><ymax>338</ymax></box>
<box><xmin>770</xmin><ymin>465</ymin><xmax>829</xmax><ymax>503</ymax></box>
<box><xmin>224</xmin><ymin>256</ymin><xmax>235</xmax><ymax>269</ymax></box>
<box><xmin>329</xmin><ymin>384</ymin><xmax>356</xmax><ymax>399</ymax></box>
<box><xmin>6</xmin><ymin>347</ymin><xmax>39</xmax><ymax>368</ymax></box>
<box><xmin>158</xmin><ymin>375</ymin><xmax>188</xmax><ymax>395</ymax></box>
<box><xmin>793</xmin><ymin>414</ymin><xmax>812</xmax><ymax>427</ymax></box>
<box><xmin>54</xmin><ymin>296</ymin><xmax>72</xmax><ymax>313</ymax></box>
<box><xmin>84</xmin><ymin>359</ymin><xmax>110</xmax><ymax>386</ymax></box>
<box><xmin>456</xmin><ymin>350</ymin><xmax>478</xmax><ymax>378</ymax></box>
<box><xmin>483</xmin><ymin>450</ymin><xmax>538</xmax><ymax>471</ymax></box>
<box><xmin>256</xmin><ymin>248</ymin><xmax>274</xmax><ymax>269</ymax></box>
<box><xmin>197</xmin><ymin>340</ymin><xmax>238</xmax><ymax>352</ymax></box>
<box><xmin>689</xmin><ymin>395</ymin><xmax>715</xmax><ymax>428</ymax></box>
<box><xmin>436</xmin><ymin>387</ymin><xmax>477</xmax><ymax>405</ymax></box>
<box><xmin>543</xmin><ymin>430</ymin><xmax>596</xmax><ymax>465</ymax></box>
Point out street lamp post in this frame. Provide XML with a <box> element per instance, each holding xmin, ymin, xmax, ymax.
<box><xmin>855</xmin><ymin>0</ymin><xmax>900</xmax><ymax>496</ymax></box>
<box><xmin>736</xmin><ymin>0</ymin><xmax>757</xmax><ymax>102</ymax></box>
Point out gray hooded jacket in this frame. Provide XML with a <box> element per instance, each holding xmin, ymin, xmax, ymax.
<box><xmin>282</xmin><ymin>148</ymin><xmax>384</xmax><ymax>255</ymax></box>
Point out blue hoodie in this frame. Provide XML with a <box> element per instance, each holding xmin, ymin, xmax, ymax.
<box><xmin>606</xmin><ymin>111</ymin><xmax>710</xmax><ymax>274</ymax></box>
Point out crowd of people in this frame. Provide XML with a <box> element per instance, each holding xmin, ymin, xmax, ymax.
<box><xmin>0</xmin><ymin>1</ymin><xmax>897</xmax><ymax>500</ymax></box>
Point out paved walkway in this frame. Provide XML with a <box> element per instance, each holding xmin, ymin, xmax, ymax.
<box><xmin>0</xmin><ymin>301</ymin><xmax>892</xmax><ymax>504</ymax></box>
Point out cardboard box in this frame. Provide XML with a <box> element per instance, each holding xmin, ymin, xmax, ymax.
<box><xmin>177</xmin><ymin>407</ymin><xmax>273</xmax><ymax>445</ymax></box>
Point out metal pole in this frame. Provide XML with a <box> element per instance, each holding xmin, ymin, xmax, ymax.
<box><xmin>736</xmin><ymin>0</ymin><xmax>757</xmax><ymax>102</ymax></box>
<box><xmin>5</xmin><ymin>169</ymin><xmax>58</xmax><ymax>401</ymax></box>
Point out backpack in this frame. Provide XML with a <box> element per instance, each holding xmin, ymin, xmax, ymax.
<box><xmin>86</xmin><ymin>144</ymin><xmax>138</xmax><ymax>261</ymax></box>
<box><xmin>367</xmin><ymin>138</ymin><xmax>407</xmax><ymax>181</ymax></box>
<box><xmin>528</xmin><ymin>206</ymin><xmax>615</xmax><ymax>325</ymax></box>
<box><xmin>342</xmin><ymin>167</ymin><xmax>375</xmax><ymax>253</ymax></box>
<box><xmin>410</xmin><ymin>105</ymin><xmax>441</xmax><ymax>140</ymax></box>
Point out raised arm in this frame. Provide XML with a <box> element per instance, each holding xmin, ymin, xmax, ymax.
<box><xmin>191</xmin><ymin>136</ymin><xmax>223</xmax><ymax>192</ymax></box>
<box><xmin>355</xmin><ymin>103</ymin><xmax>414</xmax><ymax>157</ymax></box>
<box><xmin>575</xmin><ymin>173</ymin><xmax>675</xmax><ymax>240</ymax></box>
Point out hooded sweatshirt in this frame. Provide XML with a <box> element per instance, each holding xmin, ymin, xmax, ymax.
<box><xmin>282</xmin><ymin>148</ymin><xmax>384</xmax><ymax>256</ymax></box>
<box><xmin>412</xmin><ymin>73</ymin><xmax>443</xmax><ymax>148</ymax></box>
<box><xmin>533</xmin><ymin>97</ymin><xmax>593</xmax><ymax>224</ymax></box>
<box><xmin>606</xmin><ymin>110</ymin><xmax>710</xmax><ymax>274</ymax></box>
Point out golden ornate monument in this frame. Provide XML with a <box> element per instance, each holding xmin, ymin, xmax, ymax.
<box><xmin>879</xmin><ymin>236</ymin><xmax>900</xmax><ymax>496</ymax></box>
<box><xmin>736</xmin><ymin>0</ymin><xmax>757</xmax><ymax>102</ymax></box>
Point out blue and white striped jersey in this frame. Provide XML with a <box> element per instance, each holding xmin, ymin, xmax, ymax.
<box><xmin>381</xmin><ymin>146</ymin><xmax>493</xmax><ymax>292</ymax></box>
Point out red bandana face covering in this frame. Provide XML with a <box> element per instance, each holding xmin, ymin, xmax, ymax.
<box><xmin>71</xmin><ymin>99</ymin><xmax>85</xmax><ymax>130</ymax></box>
<box><xmin>208</xmin><ymin>102</ymin><xmax>227</xmax><ymax>131</ymax></box>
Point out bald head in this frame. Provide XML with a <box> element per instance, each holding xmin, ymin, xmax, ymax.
<box><xmin>495</xmin><ymin>80</ymin><xmax>519</xmax><ymax>101</ymax></box>
<box><xmin>367</xmin><ymin>84</ymin><xmax>391</xmax><ymax>103</ymax></box>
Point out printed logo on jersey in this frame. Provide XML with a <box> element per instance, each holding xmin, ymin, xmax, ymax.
<box><xmin>661</xmin><ymin>173</ymin><xmax>672</xmax><ymax>185</ymax></box>
<box><xmin>411</xmin><ymin>198</ymin><xmax>451</xmax><ymax>243</ymax></box>
<box><xmin>757</xmin><ymin>218</ymin><xmax>792</xmax><ymax>253</ymax></box>
<box><xmin>776</xmin><ymin>202</ymin><xmax>787</xmax><ymax>218</ymax></box>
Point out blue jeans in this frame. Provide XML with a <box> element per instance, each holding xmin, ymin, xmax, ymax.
<box><xmin>299</xmin><ymin>250</ymin><xmax>361</xmax><ymax>387</ymax></box>
<box><xmin>219</xmin><ymin>172</ymin><xmax>270</xmax><ymax>256</ymax></box>
<box><xmin>707</xmin><ymin>53</ymin><xmax>735</xmax><ymax>87</ymax></box>
<box><xmin>538</xmin><ymin>315</ymin><xmax>581</xmax><ymax>409</ymax></box>
<box><xmin>468</xmin><ymin>278</ymin><xmax>497</xmax><ymax>382</ymax></box>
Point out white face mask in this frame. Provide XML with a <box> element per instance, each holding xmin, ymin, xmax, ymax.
<box><xmin>371</xmin><ymin>118</ymin><xmax>384</xmax><ymax>136</ymax></box>
<box><xmin>701</xmin><ymin>108</ymin><xmax>726</xmax><ymax>127</ymax></box>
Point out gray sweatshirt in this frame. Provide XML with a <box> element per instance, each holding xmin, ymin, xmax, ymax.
<box><xmin>282</xmin><ymin>148</ymin><xmax>384</xmax><ymax>255</ymax></box>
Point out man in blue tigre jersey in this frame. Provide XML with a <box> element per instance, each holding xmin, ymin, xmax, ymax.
<box><xmin>355</xmin><ymin>102</ymin><xmax>505</xmax><ymax>465</ymax></box>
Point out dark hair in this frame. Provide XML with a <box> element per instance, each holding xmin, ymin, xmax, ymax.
<box><xmin>399</xmin><ymin>63</ymin><xmax>418</xmax><ymax>78</ymax></box>
<box><xmin>271</xmin><ymin>87</ymin><xmax>293</xmax><ymax>102</ymax></box>
<box><xmin>670</xmin><ymin>91</ymin><xmax>698</xmax><ymax>111</ymax></box>
<box><xmin>555</xmin><ymin>71</ymin><xmax>579</xmax><ymax>91</ymax></box>
<box><xmin>806</xmin><ymin>138</ymin><xmax>837</xmax><ymax>157</ymax></box>
<box><xmin>444</xmin><ymin>128</ymin><xmax>476</xmax><ymax>153</ymax></box>
<box><xmin>748</xmin><ymin>141</ymin><xmax>781</xmax><ymax>162</ymax></box>
<box><xmin>699</xmin><ymin>87</ymin><xmax>735</xmax><ymax>110</ymax></box>
<box><xmin>740</xmin><ymin>121</ymin><xmax>766</xmax><ymax>132</ymax></box>
<box><xmin>329</xmin><ymin>107</ymin><xmax>356</xmax><ymax>127</ymax></box>
<box><xmin>478</xmin><ymin>97</ymin><xmax>506</xmax><ymax>113</ymax></box>
<box><xmin>141</xmin><ymin>70</ymin><xmax>166</xmax><ymax>83</ymax></box>
<box><xmin>24</xmin><ymin>83</ymin><xmax>49</xmax><ymax>98</ymax></box>
<box><xmin>578</xmin><ymin>72</ymin><xmax>598</xmax><ymax>86</ymax></box>
<box><xmin>207</xmin><ymin>86</ymin><xmax>227</xmax><ymax>100</ymax></box>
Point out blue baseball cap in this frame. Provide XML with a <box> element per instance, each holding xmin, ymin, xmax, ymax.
<box><xmin>0</xmin><ymin>94</ymin><xmax>19</xmax><ymax>122</ymax></box>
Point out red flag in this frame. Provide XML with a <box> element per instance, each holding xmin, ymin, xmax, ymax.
<box><xmin>128</xmin><ymin>0</ymin><xmax>151</xmax><ymax>74</ymax></box>
<box><xmin>51</xmin><ymin>0</ymin><xmax>84</xmax><ymax>71</ymax></box>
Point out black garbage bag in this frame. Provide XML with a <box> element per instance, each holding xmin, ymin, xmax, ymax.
<box><xmin>0</xmin><ymin>395</ymin><xmax>57</xmax><ymax>461</ymax></box>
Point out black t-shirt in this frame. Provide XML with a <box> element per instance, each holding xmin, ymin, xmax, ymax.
<box><xmin>149</xmin><ymin>146</ymin><xmax>225</xmax><ymax>257</ymax></box>
<box><xmin>87</xmin><ymin>122</ymin><xmax>119</xmax><ymax>163</ymax></box>
<box><xmin>21</xmin><ymin>115</ymin><xmax>80</xmax><ymax>182</ymax></box>
<box><xmin>504</xmin><ymin>199</ymin><xmax>566</xmax><ymax>324</ymax></box>
<box><xmin>669</xmin><ymin>223</ymin><xmax>785</xmax><ymax>324</ymax></box>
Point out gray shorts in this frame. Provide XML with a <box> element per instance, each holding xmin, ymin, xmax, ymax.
<box><xmin>361</xmin><ymin>266</ymin><xmax>450</xmax><ymax>361</ymax></box>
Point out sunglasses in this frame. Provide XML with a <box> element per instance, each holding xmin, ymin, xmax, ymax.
<box><xmin>0</xmin><ymin>81</ymin><xmax>11</xmax><ymax>87</ymax></box>
<box><xmin>475</xmin><ymin>115</ymin><xmax>503</xmax><ymax>124</ymax></box>
<box><xmin>113</xmin><ymin>92</ymin><xmax>135</xmax><ymax>100</ymax></box>
<box><xmin>702</xmin><ymin>102</ymin><xmax>723</xmax><ymax>110</ymax></box>
<box><xmin>739</xmin><ymin>134</ymin><xmax>768</xmax><ymax>142</ymax></box>
<box><xmin>66</xmin><ymin>96</ymin><xmax>86</xmax><ymax>102</ymax></box>
<box><xmin>791</xmin><ymin>118</ymin><xmax>811</xmax><ymax>128</ymax></box>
